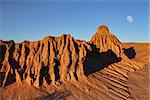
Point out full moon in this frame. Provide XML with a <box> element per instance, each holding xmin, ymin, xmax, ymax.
<box><xmin>126</xmin><ymin>16</ymin><xmax>134</xmax><ymax>23</ymax></box>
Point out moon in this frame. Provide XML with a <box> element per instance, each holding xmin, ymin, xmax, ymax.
<box><xmin>126</xmin><ymin>16</ymin><xmax>134</xmax><ymax>23</ymax></box>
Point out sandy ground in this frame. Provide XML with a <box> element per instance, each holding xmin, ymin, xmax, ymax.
<box><xmin>124</xmin><ymin>43</ymin><xmax>150</xmax><ymax>100</ymax></box>
<box><xmin>127</xmin><ymin>65</ymin><xmax>149</xmax><ymax>100</ymax></box>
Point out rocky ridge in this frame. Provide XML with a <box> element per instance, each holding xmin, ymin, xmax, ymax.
<box><xmin>0</xmin><ymin>25</ymin><xmax>144</xmax><ymax>99</ymax></box>
<box><xmin>0</xmin><ymin>34</ymin><xmax>92</xmax><ymax>88</ymax></box>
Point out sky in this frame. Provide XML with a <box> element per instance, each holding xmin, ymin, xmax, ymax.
<box><xmin>0</xmin><ymin>0</ymin><xmax>149</xmax><ymax>43</ymax></box>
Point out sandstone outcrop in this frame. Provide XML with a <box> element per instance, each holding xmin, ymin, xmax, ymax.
<box><xmin>0</xmin><ymin>25</ymin><xmax>141</xmax><ymax>89</ymax></box>
<box><xmin>0</xmin><ymin>34</ymin><xmax>91</xmax><ymax>87</ymax></box>
<box><xmin>90</xmin><ymin>25</ymin><xmax>123</xmax><ymax>57</ymax></box>
<box><xmin>0</xmin><ymin>25</ymin><xmax>146</xmax><ymax>100</ymax></box>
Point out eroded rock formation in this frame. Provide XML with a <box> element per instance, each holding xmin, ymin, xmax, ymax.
<box><xmin>0</xmin><ymin>34</ymin><xmax>91</xmax><ymax>88</ymax></box>
<box><xmin>90</xmin><ymin>25</ymin><xmax>123</xmax><ymax>57</ymax></box>
<box><xmin>0</xmin><ymin>25</ymin><xmax>141</xmax><ymax>90</ymax></box>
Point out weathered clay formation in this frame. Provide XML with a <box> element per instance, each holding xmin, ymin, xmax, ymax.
<box><xmin>0</xmin><ymin>25</ymin><xmax>137</xmax><ymax>89</ymax></box>
<box><xmin>0</xmin><ymin>33</ymin><xmax>92</xmax><ymax>88</ymax></box>
<box><xmin>90</xmin><ymin>25</ymin><xmax>123</xmax><ymax>57</ymax></box>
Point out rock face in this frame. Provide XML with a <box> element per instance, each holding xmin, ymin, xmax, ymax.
<box><xmin>0</xmin><ymin>25</ymin><xmax>134</xmax><ymax>88</ymax></box>
<box><xmin>90</xmin><ymin>25</ymin><xmax>123</xmax><ymax>57</ymax></box>
<box><xmin>0</xmin><ymin>25</ymin><xmax>146</xmax><ymax>100</ymax></box>
<box><xmin>0</xmin><ymin>34</ymin><xmax>91</xmax><ymax>88</ymax></box>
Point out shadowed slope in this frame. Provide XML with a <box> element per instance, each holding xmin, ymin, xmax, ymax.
<box><xmin>84</xmin><ymin>49</ymin><xmax>121</xmax><ymax>75</ymax></box>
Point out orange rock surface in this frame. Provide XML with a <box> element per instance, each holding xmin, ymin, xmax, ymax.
<box><xmin>0</xmin><ymin>25</ymin><xmax>149</xmax><ymax>100</ymax></box>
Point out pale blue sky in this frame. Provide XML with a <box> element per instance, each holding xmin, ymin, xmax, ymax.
<box><xmin>0</xmin><ymin>0</ymin><xmax>149</xmax><ymax>42</ymax></box>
